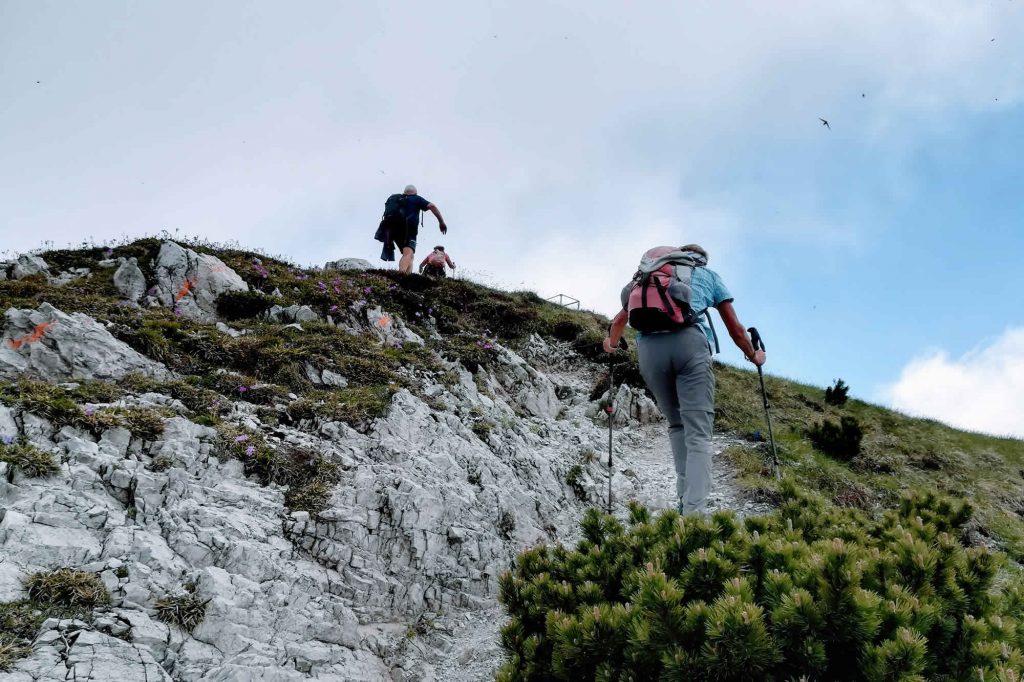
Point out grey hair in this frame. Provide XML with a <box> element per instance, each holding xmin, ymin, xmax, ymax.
<box><xmin>403</xmin><ymin>184</ymin><xmax>417</xmax><ymax>195</ymax></box>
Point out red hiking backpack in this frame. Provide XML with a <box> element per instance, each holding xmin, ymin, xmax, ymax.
<box><xmin>427</xmin><ymin>250</ymin><xmax>447</xmax><ymax>267</ymax></box>
<box><xmin>621</xmin><ymin>246</ymin><xmax>706</xmax><ymax>334</ymax></box>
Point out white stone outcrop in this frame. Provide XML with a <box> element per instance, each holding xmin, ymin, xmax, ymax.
<box><xmin>113</xmin><ymin>256</ymin><xmax>147</xmax><ymax>302</ymax></box>
<box><xmin>0</xmin><ymin>304</ymin><xmax>171</xmax><ymax>381</ymax></box>
<box><xmin>11</xmin><ymin>253</ymin><xmax>50</xmax><ymax>280</ymax></box>
<box><xmin>268</xmin><ymin>304</ymin><xmax>320</xmax><ymax>324</ymax></box>
<box><xmin>152</xmin><ymin>241</ymin><xmax>248</xmax><ymax>322</ymax></box>
<box><xmin>325</xmin><ymin>258</ymin><xmax>373</xmax><ymax>271</ymax></box>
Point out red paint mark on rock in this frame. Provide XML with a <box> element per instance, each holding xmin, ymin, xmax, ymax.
<box><xmin>7</xmin><ymin>321</ymin><xmax>57</xmax><ymax>349</ymax></box>
<box><xmin>175</xmin><ymin>278</ymin><xmax>195</xmax><ymax>302</ymax></box>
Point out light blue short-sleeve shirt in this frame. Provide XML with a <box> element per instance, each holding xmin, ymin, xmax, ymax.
<box><xmin>689</xmin><ymin>265</ymin><xmax>733</xmax><ymax>350</ymax></box>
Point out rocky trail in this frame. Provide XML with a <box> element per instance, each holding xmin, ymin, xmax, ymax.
<box><xmin>0</xmin><ymin>244</ymin><xmax>775</xmax><ymax>681</ymax></box>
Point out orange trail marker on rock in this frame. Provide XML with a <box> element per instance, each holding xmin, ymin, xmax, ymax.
<box><xmin>377</xmin><ymin>316</ymin><xmax>392</xmax><ymax>328</ymax></box>
<box><xmin>175</xmin><ymin>278</ymin><xmax>195</xmax><ymax>302</ymax></box>
<box><xmin>8</xmin><ymin>321</ymin><xmax>57</xmax><ymax>349</ymax></box>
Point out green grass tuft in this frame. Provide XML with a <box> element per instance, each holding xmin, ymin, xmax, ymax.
<box><xmin>0</xmin><ymin>441</ymin><xmax>60</xmax><ymax>479</ymax></box>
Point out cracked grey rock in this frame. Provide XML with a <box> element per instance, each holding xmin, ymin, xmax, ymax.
<box><xmin>12</xmin><ymin>253</ymin><xmax>50</xmax><ymax>279</ymax></box>
<box><xmin>152</xmin><ymin>240</ymin><xmax>248</xmax><ymax>322</ymax></box>
<box><xmin>113</xmin><ymin>257</ymin><xmax>147</xmax><ymax>302</ymax></box>
<box><xmin>0</xmin><ymin>307</ymin><xmax>763</xmax><ymax>681</ymax></box>
<box><xmin>0</xmin><ymin>304</ymin><xmax>171</xmax><ymax>381</ymax></box>
<box><xmin>268</xmin><ymin>304</ymin><xmax>319</xmax><ymax>324</ymax></box>
<box><xmin>325</xmin><ymin>258</ymin><xmax>372</xmax><ymax>271</ymax></box>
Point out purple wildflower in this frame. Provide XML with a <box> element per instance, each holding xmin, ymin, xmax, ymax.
<box><xmin>329</xmin><ymin>305</ymin><xmax>339</xmax><ymax>313</ymax></box>
<box><xmin>357</xmin><ymin>299</ymin><xmax>367</xmax><ymax>306</ymax></box>
<box><xmin>84</xmin><ymin>404</ymin><xmax>96</xmax><ymax>417</ymax></box>
<box><xmin>1</xmin><ymin>435</ymin><xmax>15</xmax><ymax>445</ymax></box>
<box><xmin>173</xmin><ymin>307</ymin><xmax>183</xmax><ymax>317</ymax></box>
<box><xmin>103</xmin><ymin>248</ymin><xmax>114</xmax><ymax>258</ymax></box>
<box><xmin>234</xmin><ymin>434</ymin><xmax>250</xmax><ymax>443</ymax></box>
<box><xmin>317</xmin><ymin>281</ymin><xmax>327</xmax><ymax>291</ymax></box>
<box><xmin>146</xmin><ymin>286</ymin><xmax>158</xmax><ymax>296</ymax></box>
<box><xmin>363</xmin><ymin>287</ymin><xmax>372</xmax><ymax>294</ymax></box>
<box><xmin>244</xmin><ymin>445</ymin><xmax>256</xmax><ymax>457</ymax></box>
<box><xmin>238</xmin><ymin>385</ymin><xmax>249</xmax><ymax>393</ymax></box>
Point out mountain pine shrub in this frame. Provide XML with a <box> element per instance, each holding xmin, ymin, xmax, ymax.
<box><xmin>214</xmin><ymin>290</ymin><xmax>274</xmax><ymax>320</ymax></box>
<box><xmin>809</xmin><ymin>415</ymin><xmax>864</xmax><ymax>461</ymax></box>
<box><xmin>825</xmin><ymin>378</ymin><xmax>850</xmax><ymax>406</ymax></box>
<box><xmin>497</xmin><ymin>484</ymin><xmax>1024</xmax><ymax>681</ymax></box>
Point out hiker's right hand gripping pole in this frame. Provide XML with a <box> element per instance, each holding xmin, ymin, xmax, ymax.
<box><xmin>748</xmin><ymin>327</ymin><xmax>781</xmax><ymax>480</ymax></box>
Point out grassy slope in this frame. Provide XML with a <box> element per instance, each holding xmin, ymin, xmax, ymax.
<box><xmin>714</xmin><ymin>364</ymin><xmax>1024</xmax><ymax>561</ymax></box>
<box><xmin>3</xmin><ymin>238</ymin><xmax>1023</xmax><ymax>559</ymax></box>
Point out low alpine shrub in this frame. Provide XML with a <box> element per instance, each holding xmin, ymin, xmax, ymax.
<box><xmin>215</xmin><ymin>289</ymin><xmax>274</xmax><ymax>320</ymax></box>
<box><xmin>497</xmin><ymin>485</ymin><xmax>1024</xmax><ymax>681</ymax></box>
<box><xmin>808</xmin><ymin>415</ymin><xmax>863</xmax><ymax>461</ymax></box>
<box><xmin>825</xmin><ymin>378</ymin><xmax>851</xmax><ymax>406</ymax></box>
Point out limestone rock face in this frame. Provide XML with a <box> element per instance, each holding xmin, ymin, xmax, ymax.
<box><xmin>152</xmin><ymin>241</ymin><xmax>247</xmax><ymax>322</ymax></box>
<box><xmin>325</xmin><ymin>258</ymin><xmax>373</xmax><ymax>271</ymax></box>
<box><xmin>0</xmin><ymin>304</ymin><xmax>171</xmax><ymax>381</ymax></box>
<box><xmin>12</xmin><ymin>253</ymin><xmax>50</xmax><ymax>280</ymax></box>
<box><xmin>0</xmin><ymin>291</ymin><xmax>753</xmax><ymax>681</ymax></box>
<box><xmin>113</xmin><ymin>257</ymin><xmax>147</xmax><ymax>302</ymax></box>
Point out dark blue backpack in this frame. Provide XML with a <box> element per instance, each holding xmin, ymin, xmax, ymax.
<box><xmin>382</xmin><ymin>194</ymin><xmax>407</xmax><ymax>221</ymax></box>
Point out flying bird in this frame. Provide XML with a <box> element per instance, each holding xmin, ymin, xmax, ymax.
<box><xmin>861</xmin><ymin>93</ymin><xmax>865</xmax><ymax>98</ymax></box>
<box><xmin>819</xmin><ymin>118</ymin><xmax>830</xmax><ymax>129</ymax></box>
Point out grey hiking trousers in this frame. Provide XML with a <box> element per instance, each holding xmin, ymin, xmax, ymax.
<box><xmin>636</xmin><ymin>326</ymin><xmax>716</xmax><ymax>515</ymax></box>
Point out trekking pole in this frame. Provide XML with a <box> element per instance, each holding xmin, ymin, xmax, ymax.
<box><xmin>606</xmin><ymin>358</ymin><xmax>615</xmax><ymax>514</ymax></box>
<box><xmin>747</xmin><ymin>327</ymin><xmax>781</xmax><ymax>480</ymax></box>
<box><xmin>605</xmin><ymin>337</ymin><xmax>628</xmax><ymax>514</ymax></box>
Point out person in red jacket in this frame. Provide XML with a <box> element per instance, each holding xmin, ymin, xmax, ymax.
<box><xmin>418</xmin><ymin>246</ymin><xmax>456</xmax><ymax>278</ymax></box>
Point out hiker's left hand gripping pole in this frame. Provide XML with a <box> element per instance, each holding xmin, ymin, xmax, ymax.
<box><xmin>748</xmin><ymin>327</ymin><xmax>781</xmax><ymax>480</ymax></box>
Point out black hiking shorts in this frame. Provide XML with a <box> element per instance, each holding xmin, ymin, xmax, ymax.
<box><xmin>394</xmin><ymin>222</ymin><xmax>418</xmax><ymax>253</ymax></box>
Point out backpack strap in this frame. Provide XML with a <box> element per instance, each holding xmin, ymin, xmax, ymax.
<box><xmin>703</xmin><ymin>309</ymin><xmax>720</xmax><ymax>354</ymax></box>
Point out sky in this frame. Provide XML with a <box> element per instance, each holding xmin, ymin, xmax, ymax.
<box><xmin>2</xmin><ymin>1</ymin><xmax>1023</xmax><ymax>437</ymax></box>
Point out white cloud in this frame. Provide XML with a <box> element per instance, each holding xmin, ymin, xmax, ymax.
<box><xmin>880</xmin><ymin>328</ymin><xmax>1024</xmax><ymax>438</ymax></box>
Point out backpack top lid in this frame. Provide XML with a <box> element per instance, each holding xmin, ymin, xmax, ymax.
<box><xmin>637</xmin><ymin>246</ymin><xmax>707</xmax><ymax>275</ymax></box>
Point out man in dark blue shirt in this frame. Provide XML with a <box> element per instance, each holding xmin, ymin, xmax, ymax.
<box><xmin>393</xmin><ymin>184</ymin><xmax>447</xmax><ymax>274</ymax></box>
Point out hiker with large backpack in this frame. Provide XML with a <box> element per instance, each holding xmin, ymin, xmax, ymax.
<box><xmin>418</xmin><ymin>245</ymin><xmax>456</xmax><ymax>278</ymax></box>
<box><xmin>602</xmin><ymin>244</ymin><xmax>766</xmax><ymax>516</ymax></box>
<box><xmin>374</xmin><ymin>184</ymin><xmax>448</xmax><ymax>274</ymax></box>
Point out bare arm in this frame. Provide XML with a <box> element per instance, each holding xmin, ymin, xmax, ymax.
<box><xmin>445</xmin><ymin>254</ymin><xmax>455</xmax><ymax>269</ymax></box>
<box><xmin>602</xmin><ymin>309</ymin><xmax>629</xmax><ymax>353</ymax></box>
<box><xmin>426</xmin><ymin>203</ymin><xmax>447</xmax><ymax>233</ymax></box>
<box><xmin>718</xmin><ymin>300</ymin><xmax>765</xmax><ymax>366</ymax></box>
